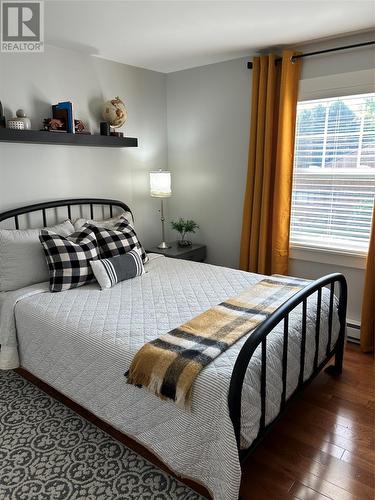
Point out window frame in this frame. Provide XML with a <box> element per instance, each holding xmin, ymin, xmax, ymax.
<box><xmin>289</xmin><ymin>243</ymin><xmax>367</xmax><ymax>269</ymax></box>
<box><xmin>290</xmin><ymin>82</ymin><xmax>375</xmax><ymax>262</ymax></box>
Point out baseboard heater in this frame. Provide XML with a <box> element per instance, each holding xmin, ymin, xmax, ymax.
<box><xmin>347</xmin><ymin>320</ymin><xmax>360</xmax><ymax>344</ymax></box>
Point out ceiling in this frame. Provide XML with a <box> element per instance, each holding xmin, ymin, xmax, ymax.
<box><xmin>45</xmin><ymin>1</ymin><xmax>375</xmax><ymax>73</ymax></box>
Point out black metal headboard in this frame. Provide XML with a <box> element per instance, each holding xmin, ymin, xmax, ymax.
<box><xmin>0</xmin><ymin>198</ymin><xmax>132</xmax><ymax>229</ymax></box>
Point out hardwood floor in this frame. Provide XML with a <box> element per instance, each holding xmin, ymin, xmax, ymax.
<box><xmin>17</xmin><ymin>343</ymin><xmax>374</xmax><ymax>500</ymax></box>
<box><xmin>240</xmin><ymin>343</ymin><xmax>375</xmax><ymax>500</ymax></box>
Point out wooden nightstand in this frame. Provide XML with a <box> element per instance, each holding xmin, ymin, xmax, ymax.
<box><xmin>147</xmin><ymin>242</ymin><xmax>207</xmax><ymax>262</ymax></box>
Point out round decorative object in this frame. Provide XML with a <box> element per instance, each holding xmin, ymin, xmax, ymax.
<box><xmin>15</xmin><ymin>109</ymin><xmax>31</xmax><ymax>129</ymax></box>
<box><xmin>102</xmin><ymin>97</ymin><xmax>127</xmax><ymax>129</ymax></box>
<box><xmin>8</xmin><ymin>119</ymin><xmax>25</xmax><ymax>130</ymax></box>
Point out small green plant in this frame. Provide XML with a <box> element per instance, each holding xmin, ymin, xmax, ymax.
<box><xmin>171</xmin><ymin>218</ymin><xmax>199</xmax><ymax>246</ymax></box>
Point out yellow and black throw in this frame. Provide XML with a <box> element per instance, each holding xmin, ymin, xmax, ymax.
<box><xmin>126</xmin><ymin>275</ymin><xmax>310</xmax><ymax>409</ymax></box>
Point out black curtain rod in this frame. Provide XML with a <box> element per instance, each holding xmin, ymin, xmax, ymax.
<box><xmin>247</xmin><ymin>40</ymin><xmax>375</xmax><ymax>69</ymax></box>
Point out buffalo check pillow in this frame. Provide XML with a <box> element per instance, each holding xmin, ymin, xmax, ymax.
<box><xmin>39</xmin><ymin>228</ymin><xmax>99</xmax><ymax>292</ymax></box>
<box><xmin>82</xmin><ymin>217</ymin><xmax>148</xmax><ymax>262</ymax></box>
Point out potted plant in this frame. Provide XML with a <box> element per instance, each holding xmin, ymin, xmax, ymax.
<box><xmin>171</xmin><ymin>218</ymin><xmax>199</xmax><ymax>247</ymax></box>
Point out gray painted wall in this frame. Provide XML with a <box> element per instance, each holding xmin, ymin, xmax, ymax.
<box><xmin>166</xmin><ymin>57</ymin><xmax>251</xmax><ymax>268</ymax></box>
<box><xmin>166</xmin><ymin>32</ymin><xmax>375</xmax><ymax>330</ymax></box>
<box><xmin>0</xmin><ymin>33</ymin><xmax>373</xmax><ymax>331</ymax></box>
<box><xmin>0</xmin><ymin>44</ymin><xmax>167</xmax><ymax>248</ymax></box>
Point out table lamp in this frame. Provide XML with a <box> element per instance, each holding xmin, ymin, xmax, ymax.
<box><xmin>150</xmin><ymin>170</ymin><xmax>172</xmax><ymax>249</ymax></box>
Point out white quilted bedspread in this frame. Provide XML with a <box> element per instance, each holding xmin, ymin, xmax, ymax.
<box><xmin>2</xmin><ymin>255</ymin><xmax>339</xmax><ymax>500</ymax></box>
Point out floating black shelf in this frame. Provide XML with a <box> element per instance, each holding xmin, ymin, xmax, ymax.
<box><xmin>0</xmin><ymin>128</ymin><xmax>138</xmax><ymax>147</ymax></box>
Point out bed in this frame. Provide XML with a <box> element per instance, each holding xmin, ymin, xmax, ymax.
<box><xmin>0</xmin><ymin>198</ymin><xmax>347</xmax><ymax>500</ymax></box>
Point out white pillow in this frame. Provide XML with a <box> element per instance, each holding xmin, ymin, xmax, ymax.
<box><xmin>74</xmin><ymin>211</ymin><xmax>134</xmax><ymax>231</ymax></box>
<box><xmin>0</xmin><ymin>220</ymin><xmax>75</xmax><ymax>292</ymax></box>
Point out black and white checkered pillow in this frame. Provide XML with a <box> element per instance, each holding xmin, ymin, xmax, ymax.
<box><xmin>114</xmin><ymin>217</ymin><xmax>148</xmax><ymax>262</ymax></box>
<box><xmin>82</xmin><ymin>217</ymin><xmax>148</xmax><ymax>262</ymax></box>
<box><xmin>39</xmin><ymin>228</ymin><xmax>99</xmax><ymax>292</ymax></box>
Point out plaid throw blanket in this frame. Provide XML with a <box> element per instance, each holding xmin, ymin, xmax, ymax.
<box><xmin>126</xmin><ymin>275</ymin><xmax>310</xmax><ymax>409</ymax></box>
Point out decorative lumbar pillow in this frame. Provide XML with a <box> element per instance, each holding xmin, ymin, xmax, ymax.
<box><xmin>82</xmin><ymin>218</ymin><xmax>148</xmax><ymax>263</ymax></box>
<box><xmin>90</xmin><ymin>249</ymin><xmax>145</xmax><ymax>289</ymax></box>
<box><xmin>0</xmin><ymin>220</ymin><xmax>75</xmax><ymax>292</ymax></box>
<box><xmin>39</xmin><ymin>228</ymin><xmax>99</xmax><ymax>292</ymax></box>
<box><xmin>73</xmin><ymin>211</ymin><xmax>134</xmax><ymax>232</ymax></box>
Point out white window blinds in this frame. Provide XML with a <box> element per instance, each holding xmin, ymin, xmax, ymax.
<box><xmin>290</xmin><ymin>93</ymin><xmax>375</xmax><ymax>253</ymax></box>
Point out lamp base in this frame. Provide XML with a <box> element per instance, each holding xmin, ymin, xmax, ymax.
<box><xmin>158</xmin><ymin>241</ymin><xmax>171</xmax><ymax>249</ymax></box>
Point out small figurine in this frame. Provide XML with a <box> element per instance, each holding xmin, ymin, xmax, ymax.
<box><xmin>74</xmin><ymin>119</ymin><xmax>85</xmax><ymax>133</ymax></box>
<box><xmin>42</xmin><ymin>118</ymin><xmax>65</xmax><ymax>131</ymax></box>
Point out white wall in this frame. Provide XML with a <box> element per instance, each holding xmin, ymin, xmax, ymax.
<box><xmin>0</xmin><ymin>44</ymin><xmax>167</xmax><ymax>248</ymax></box>
<box><xmin>166</xmin><ymin>32</ymin><xmax>375</xmax><ymax>335</ymax></box>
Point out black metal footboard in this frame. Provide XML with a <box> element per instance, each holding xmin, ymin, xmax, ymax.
<box><xmin>228</xmin><ymin>273</ymin><xmax>347</xmax><ymax>462</ymax></box>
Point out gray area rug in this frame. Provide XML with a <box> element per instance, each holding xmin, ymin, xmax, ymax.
<box><xmin>0</xmin><ymin>370</ymin><xmax>205</xmax><ymax>499</ymax></box>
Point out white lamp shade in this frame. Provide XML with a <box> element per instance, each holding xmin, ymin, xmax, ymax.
<box><xmin>150</xmin><ymin>171</ymin><xmax>172</xmax><ymax>198</ymax></box>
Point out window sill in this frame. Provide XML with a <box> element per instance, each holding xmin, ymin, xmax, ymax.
<box><xmin>289</xmin><ymin>244</ymin><xmax>367</xmax><ymax>270</ymax></box>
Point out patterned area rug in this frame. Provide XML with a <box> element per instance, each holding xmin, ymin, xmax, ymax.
<box><xmin>0</xmin><ymin>370</ymin><xmax>204</xmax><ymax>499</ymax></box>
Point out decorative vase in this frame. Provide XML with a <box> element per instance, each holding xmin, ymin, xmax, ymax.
<box><xmin>178</xmin><ymin>239</ymin><xmax>192</xmax><ymax>247</ymax></box>
<box><xmin>16</xmin><ymin>109</ymin><xmax>31</xmax><ymax>129</ymax></box>
<box><xmin>8</xmin><ymin>109</ymin><xmax>31</xmax><ymax>130</ymax></box>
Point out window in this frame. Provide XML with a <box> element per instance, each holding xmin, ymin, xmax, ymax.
<box><xmin>290</xmin><ymin>93</ymin><xmax>375</xmax><ymax>254</ymax></box>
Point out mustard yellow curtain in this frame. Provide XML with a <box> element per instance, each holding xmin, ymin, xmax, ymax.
<box><xmin>360</xmin><ymin>202</ymin><xmax>375</xmax><ymax>353</ymax></box>
<box><xmin>240</xmin><ymin>50</ymin><xmax>301</xmax><ymax>275</ymax></box>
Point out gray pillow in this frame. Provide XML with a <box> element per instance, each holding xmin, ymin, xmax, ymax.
<box><xmin>0</xmin><ymin>220</ymin><xmax>75</xmax><ymax>292</ymax></box>
<box><xmin>90</xmin><ymin>249</ymin><xmax>144</xmax><ymax>289</ymax></box>
<box><xmin>74</xmin><ymin>211</ymin><xmax>134</xmax><ymax>231</ymax></box>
